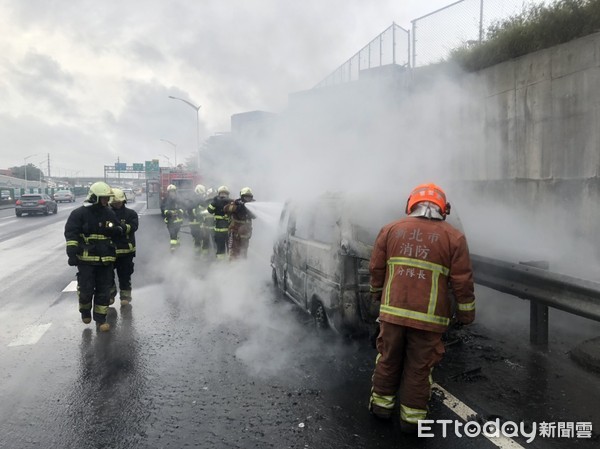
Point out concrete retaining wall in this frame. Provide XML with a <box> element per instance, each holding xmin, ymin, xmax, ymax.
<box><xmin>447</xmin><ymin>32</ymin><xmax>600</xmax><ymax>258</ymax></box>
<box><xmin>473</xmin><ymin>32</ymin><xmax>600</xmax><ymax>182</ymax></box>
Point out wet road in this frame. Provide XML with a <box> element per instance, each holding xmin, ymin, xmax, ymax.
<box><xmin>0</xmin><ymin>201</ymin><xmax>599</xmax><ymax>448</ymax></box>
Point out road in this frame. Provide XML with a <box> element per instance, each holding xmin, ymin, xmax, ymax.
<box><xmin>0</xmin><ymin>199</ymin><xmax>598</xmax><ymax>448</ymax></box>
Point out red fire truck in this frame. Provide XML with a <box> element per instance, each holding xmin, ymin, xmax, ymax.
<box><xmin>146</xmin><ymin>167</ymin><xmax>202</xmax><ymax>213</ymax></box>
<box><xmin>159</xmin><ymin>168</ymin><xmax>201</xmax><ymax>197</ymax></box>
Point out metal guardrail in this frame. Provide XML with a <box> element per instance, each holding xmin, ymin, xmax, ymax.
<box><xmin>471</xmin><ymin>254</ymin><xmax>600</xmax><ymax>344</ymax></box>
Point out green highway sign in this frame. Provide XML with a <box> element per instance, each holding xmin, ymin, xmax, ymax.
<box><xmin>145</xmin><ymin>160</ymin><xmax>160</xmax><ymax>172</ymax></box>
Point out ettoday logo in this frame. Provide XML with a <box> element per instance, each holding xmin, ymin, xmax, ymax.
<box><xmin>418</xmin><ymin>419</ymin><xmax>593</xmax><ymax>443</ymax></box>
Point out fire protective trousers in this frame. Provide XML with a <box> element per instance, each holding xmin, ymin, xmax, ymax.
<box><xmin>228</xmin><ymin>233</ymin><xmax>250</xmax><ymax>259</ymax></box>
<box><xmin>167</xmin><ymin>222</ymin><xmax>181</xmax><ymax>245</ymax></box>
<box><xmin>77</xmin><ymin>264</ymin><xmax>114</xmax><ymax>323</ymax></box>
<box><xmin>110</xmin><ymin>255</ymin><xmax>134</xmax><ymax>298</ymax></box>
<box><xmin>213</xmin><ymin>231</ymin><xmax>228</xmax><ymax>258</ymax></box>
<box><xmin>190</xmin><ymin>225</ymin><xmax>211</xmax><ymax>252</ymax></box>
<box><xmin>370</xmin><ymin>321</ymin><xmax>445</xmax><ymax>423</ymax></box>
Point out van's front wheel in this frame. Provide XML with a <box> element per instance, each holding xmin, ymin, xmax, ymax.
<box><xmin>271</xmin><ymin>268</ymin><xmax>282</xmax><ymax>303</ymax></box>
<box><xmin>313</xmin><ymin>301</ymin><xmax>329</xmax><ymax>331</ymax></box>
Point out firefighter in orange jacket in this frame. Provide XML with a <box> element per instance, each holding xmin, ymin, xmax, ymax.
<box><xmin>368</xmin><ymin>183</ymin><xmax>475</xmax><ymax>433</ymax></box>
<box><xmin>224</xmin><ymin>187</ymin><xmax>256</xmax><ymax>260</ymax></box>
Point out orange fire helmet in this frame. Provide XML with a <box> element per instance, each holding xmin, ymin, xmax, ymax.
<box><xmin>405</xmin><ymin>183</ymin><xmax>450</xmax><ymax>216</ymax></box>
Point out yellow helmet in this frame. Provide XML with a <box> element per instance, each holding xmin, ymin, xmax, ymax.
<box><xmin>110</xmin><ymin>188</ymin><xmax>127</xmax><ymax>204</ymax></box>
<box><xmin>167</xmin><ymin>184</ymin><xmax>177</xmax><ymax>192</ymax></box>
<box><xmin>86</xmin><ymin>182</ymin><xmax>113</xmax><ymax>204</ymax></box>
<box><xmin>240</xmin><ymin>187</ymin><xmax>253</xmax><ymax>197</ymax></box>
<box><xmin>195</xmin><ymin>184</ymin><xmax>206</xmax><ymax>195</ymax></box>
<box><xmin>217</xmin><ymin>185</ymin><xmax>229</xmax><ymax>195</ymax></box>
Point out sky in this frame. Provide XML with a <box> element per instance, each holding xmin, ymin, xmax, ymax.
<box><xmin>0</xmin><ymin>0</ymin><xmax>459</xmax><ymax>177</ymax></box>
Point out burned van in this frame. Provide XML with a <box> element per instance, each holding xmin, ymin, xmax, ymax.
<box><xmin>271</xmin><ymin>193</ymin><xmax>465</xmax><ymax>336</ymax></box>
<box><xmin>270</xmin><ymin>194</ymin><xmax>396</xmax><ymax>336</ymax></box>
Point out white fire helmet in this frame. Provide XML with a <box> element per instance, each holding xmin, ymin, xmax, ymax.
<box><xmin>240</xmin><ymin>187</ymin><xmax>253</xmax><ymax>197</ymax></box>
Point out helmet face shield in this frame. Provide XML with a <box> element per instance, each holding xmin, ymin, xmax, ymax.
<box><xmin>87</xmin><ymin>182</ymin><xmax>113</xmax><ymax>204</ymax></box>
<box><xmin>110</xmin><ymin>188</ymin><xmax>127</xmax><ymax>204</ymax></box>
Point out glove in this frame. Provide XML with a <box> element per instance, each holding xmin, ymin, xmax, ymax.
<box><xmin>110</xmin><ymin>225</ymin><xmax>124</xmax><ymax>237</ymax></box>
<box><xmin>450</xmin><ymin>315</ymin><xmax>468</xmax><ymax>329</ymax></box>
<box><xmin>66</xmin><ymin>245</ymin><xmax>78</xmax><ymax>259</ymax></box>
<box><xmin>102</xmin><ymin>222</ymin><xmax>123</xmax><ymax>237</ymax></box>
<box><xmin>68</xmin><ymin>256</ymin><xmax>78</xmax><ymax>266</ymax></box>
<box><xmin>370</xmin><ymin>323</ymin><xmax>380</xmax><ymax>349</ymax></box>
<box><xmin>368</xmin><ymin>293</ymin><xmax>381</xmax><ymax>322</ymax></box>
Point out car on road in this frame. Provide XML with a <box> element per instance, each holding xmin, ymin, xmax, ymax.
<box><xmin>15</xmin><ymin>194</ymin><xmax>58</xmax><ymax>217</ymax></box>
<box><xmin>122</xmin><ymin>188</ymin><xmax>136</xmax><ymax>203</ymax></box>
<box><xmin>53</xmin><ymin>190</ymin><xmax>75</xmax><ymax>203</ymax></box>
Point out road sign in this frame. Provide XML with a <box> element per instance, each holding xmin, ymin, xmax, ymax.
<box><xmin>115</xmin><ymin>162</ymin><xmax>127</xmax><ymax>171</ymax></box>
<box><xmin>145</xmin><ymin>160</ymin><xmax>160</xmax><ymax>172</ymax></box>
<box><xmin>132</xmin><ymin>163</ymin><xmax>144</xmax><ymax>171</ymax></box>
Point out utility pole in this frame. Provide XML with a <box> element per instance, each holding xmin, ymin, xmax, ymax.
<box><xmin>47</xmin><ymin>153</ymin><xmax>51</xmax><ymax>177</ymax></box>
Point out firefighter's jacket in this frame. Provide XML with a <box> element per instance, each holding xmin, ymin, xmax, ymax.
<box><xmin>189</xmin><ymin>197</ymin><xmax>209</xmax><ymax>228</ymax></box>
<box><xmin>111</xmin><ymin>205</ymin><xmax>139</xmax><ymax>257</ymax></box>
<box><xmin>163</xmin><ymin>195</ymin><xmax>183</xmax><ymax>224</ymax></box>
<box><xmin>207</xmin><ymin>196</ymin><xmax>231</xmax><ymax>233</ymax></box>
<box><xmin>64</xmin><ymin>203</ymin><xmax>122</xmax><ymax>266</ymax></box>
<box><xmin>224</xmin><ymin>198</ymin><xmax>256</xmax><ymax>239</ymax></box>
<box><xmin>369</xmin><ymin>216</ymin><xmax>475</xmax><ymax>333</ymax></box>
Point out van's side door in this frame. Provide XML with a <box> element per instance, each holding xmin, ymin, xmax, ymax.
<box><xmin>285</xmin><ymin>207</ymin><xmax>310</xmax><ymax>309</ymax></box>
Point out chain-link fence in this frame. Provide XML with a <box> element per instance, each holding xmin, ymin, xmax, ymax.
<box><xmin>314</xmin><ymin>0</ymin><xmax>550</xmax><ymax>88</ymax></box>
<box><xmin>314</xmin><ymin>23</ymin><xmax>410</xmax><ymax>89</ymax></box>
<box><xmin>412</xmin><ymin>0</ymin><xmax>549</xmax><ymax>67</ymax></box>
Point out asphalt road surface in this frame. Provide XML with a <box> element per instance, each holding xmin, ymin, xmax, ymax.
<box><xmin>0</xmin><ymin>199</ymin><xmax>599</xmax><ymax>448</ymax></box>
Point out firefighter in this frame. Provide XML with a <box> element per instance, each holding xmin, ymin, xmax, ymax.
<box><xmin>189</xmin><ymin>184</ymin><xmax>211</xmax><ymax>255</ymax></box>
<box><xmin>163</xmin><ymin>184</ymin><xmax>184</xmax><ymax>251</ymax></box>
<box><xmin>207</xmin><ymin>185</ymin><xmax>231</xmax><ymax>260</ymax></box>
<box><xmin>109</xmin><ymin>188</ymin><xmax>139</xmax><ymax>306</ymax></box>
<box><xmin>224</xmin><ymin>187</ymin><xmax>256</xmax><ymax>260</ymax></box>
<box><xmin>368</xmin><ymin>183</ymin><xmax>475</xmax><ymax>433</ymax></box>
<box><xmin>64</xmin><ymin>182</ymin><xmax>123</xmax><ymax>332</ymax></box>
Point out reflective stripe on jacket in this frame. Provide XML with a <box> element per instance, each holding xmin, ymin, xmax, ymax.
<box><xmin>208</xmin><ymin>196</ymin><xmax>231</xmax><ymax>231</ymax></box>
<box><xmin>112</xmin><ymin>205</ymin><xmax>139</xmax><ymax>257</ymax></box>
<box><xmin>369</xmin><ymin>216</ymin><xmax>475</xmax><ymax>333</ymax></box>
<box><xmin>64</xmin><ymin>204</ymin><xmax>120</xmax><ymax>266</ymax></box>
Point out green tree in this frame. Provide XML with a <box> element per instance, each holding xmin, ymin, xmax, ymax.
<box><xmin>10</xmin><ymin>164</ymin><xmax>44</xmax><ymax>181</ymax></box>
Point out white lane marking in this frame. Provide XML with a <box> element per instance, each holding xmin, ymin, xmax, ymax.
<box><xmin>8</xmin><ymin>323</ymin><xmax>52</xmax><ymax>347</ymax></box>
<box><xmin>433</xmin><ymin>384</ymin><xmax>526</xmax><ymax>449</ymax></box>
<box><xmin>1</xmin><ymin>215</ymin><xmax>14</xmax><ymax>220</ymax></box>
<box><xmin>62</xmin><ymin>281</ymin><xmax>78</xmax><ymax>292</ymax></box>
